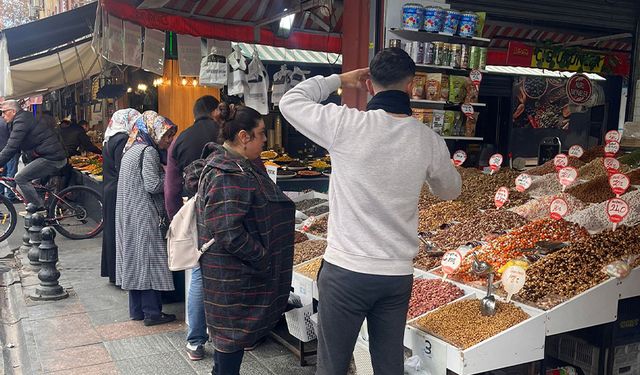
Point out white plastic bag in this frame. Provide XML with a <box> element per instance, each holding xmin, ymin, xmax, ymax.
<box><xmin>227</xmin><ymin>45</ymin><xmax>247</xmax><ymax>96</ymax></box>
<box><xmin>245</xmin><ymin>52</ymin><xmax>269</xmax><ymax>115</ymax></box>
<box><xmin>404</xmin><ymin>355</ymin><xmax>430</xmax><ymax>375</ymax></box>
<box><xmin>271</xmin><ymin>65</ymin><xmax>292</xmax><ymax>106</ymax></box>
<box><xmin>199</xmin><ymin>47</ymin><xmax>227</xmax><ymax>87</ymax></box>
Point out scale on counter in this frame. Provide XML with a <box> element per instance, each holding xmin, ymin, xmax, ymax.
<box><xmin>537</xmin><ymin>137</ymin><xmax>562</xmax><ymax>165</ymax></box>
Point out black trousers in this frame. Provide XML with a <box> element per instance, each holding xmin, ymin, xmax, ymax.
<box><xmin>316</xmin><ymin>261</ymin><xmax>413</xmax><ymax>375</ymax></box>
<box><xmin>212</xmin><ymin>350</ymin><xmax>244</xmax><ymax>375</ymax></box>
<box><xmin>128</xmin><ymin>289</ymin><xmax>162</xmax><ymax>320</ymax></box>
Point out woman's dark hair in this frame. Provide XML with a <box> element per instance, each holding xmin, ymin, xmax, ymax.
<box><xmin>193</xmin><ymin>95</ymin><xmax>220</xmax><ymax>119</ymax></box>
<box><xmin>219</xmin><ymin>106</ymin><xmax>262</xmax><ymax>143</ymax></box>
<box><xmin>369</xmin><ymin>48</ymin><xmax>416</xmax><ymax>87</ymax></box>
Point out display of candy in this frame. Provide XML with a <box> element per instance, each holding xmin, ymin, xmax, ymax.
<box><xmin>402</xmin><ymin>3</ymin><xmax>425</xmax><ymax>31</ymax></box>
<box><xmin>458</xmin><ymin>12</ymin><xmax>478</xmax><ymax>37</ymax></box>
<box><xmin>442</xmin><ymin>9</ymin><xmax>462</xmax><ymax>34</ymax></box>
<box><xmin>423</xmin><ymin>6</ymin><xmax>445</xmax><ymax>32</ymax></box>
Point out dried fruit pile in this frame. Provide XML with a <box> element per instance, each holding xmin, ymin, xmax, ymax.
<box><xmin>511</xmin><ymin>194</ymin><xmax>586</xmax><ymax>221</ymax></box>
<box><xmin>566</xmin><ymin>190</ymin><xmax>640</xmax><ymax>232</ymax></box>
<box><xmin>294</xmin><ymin>257</ymin><xmax>323</xmax><ymax>280</ymax></box>
<box><xmin>407</xmin><ymin>279</ymin><xmax>465</xmax><ymax>320</ymax></box>
<box><xmin>295</xmin><ymin>198</ymin><xmax>327</xmax><ymax>212</ymax></box>
<box><xmin>293</xmin><ymin>240</ymin><xmax>327</xmax><ymax>265</ymax></box>
<box><xmin>567</xmin><ymin>175</ymin><xmax>635</xmax><ymax>204</ymax></box>
<box><xmin>527</xmin><ymin>157</ymin><xmax>585</xmax><ymax>176</ymax></box>
<box><xmin>307</xmin><ymin>216</ymin><xmax>329</xmax><ymax>237</ymax></box>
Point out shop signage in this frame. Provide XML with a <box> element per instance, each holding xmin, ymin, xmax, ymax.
<box><xmin>452</xmin><ymin>150</ymin><xmax>467</xmax><ymax>166</ymax></box>
<box><xmin>123</xmin><ymin>21</ymin><xmax>142</xmax><ymax>68</ymax></box>
<box><xmin>553</xmin><ymin>154</ymin><xmax>568</xmax><ymax>171</ymax></box>
<box><xmin>107</xmin><ymin>15</ymin><xmax>124</xmax><ymax>65</ymax></box>
<box><xmin>515</xmin><ymin>173</ymin><xmax>532</xmax><ymax>192</ymax></box>
<box><xmin>142</xmin><ymin>28</ymin><xmax>166</xmax><ymax>76</ymax></box>
<box><xmin>566</xmin><ymin>74</ymin><xmax>593</xmax><ymax>105</ymax></box>
<box><xmin>441</xmin><ymin>250</ymin><xmax>463</xmax><ymax>276</ymax></box>
<box><xmin>494</xmin><ymin>186</ymin><xmax>510</xmax><ymax>209</ymax></box>
<box><xmin>501</xmin><ymin>265</ymin><xmax>527</xmax><ymax>302</ymax></box>
<box><xmin>549</xmin><ymin>197</ymin><xmax>569</xmax><ymax>220</ymax></box>
<box><xmin>489</xmin><ymin>153</ymin><xmax>504</xmax><ymax>173</ymax></box>
<box><xmin>606</xmin><ymin>197</ymin><xmax>629</xmax><ymax>230</ymax></box>
<box><xmin>568</xmin><ymin>145</ymin><xmax>584</xmax><ymax>159</ymax></box>
<box><xmin>558</xmin><ymin>167</ymin><xmax>577</xmax><ymax>191</ymax></box>
<box><xmin>604</xmin><ymin>141</ymin><xmax>620</xmax><ymax>157</ymax></box>
<box><xmin>605</xmin><ymin>130</ymin><xmax>621</xmax><ymax>144</ymax></box>
<box><xmin>177</xmin><ymin>34</ymin><xmax>203</xmax><ymax>77</ymax></box>
<box><xmin>609</xmin><ymin>173</ymin><xmax>630</xmax><ymax>197</ymax></box>
<box><xmin>603</xmin><ymin>157</ymin><xmax>620</xmax><ymax>175</ymax></box>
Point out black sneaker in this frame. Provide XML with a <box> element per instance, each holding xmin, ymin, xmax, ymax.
<box><xmin>143</xmin><ymin>313</ymin><xmax>176</xmax><ymax>326</ymax></box>
<box><xmin>186</xmin><ymin>344</ymin><xmax>205</xmax><ymax>361</ymax></box>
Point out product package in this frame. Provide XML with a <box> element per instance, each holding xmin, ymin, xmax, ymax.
<box><xmin>432</xmin><ymin>110</ymin><xmax>445</xmax><ymax>134</ymax></box>
<box><xmin>465</xmin><ymin>113</ymin><xmax>479</xmax><ymax>137</ymax></box>
<box><xmin>440</xmin><ymin>74</ymin><xmax>450</xmax><ymax>102</ymax></box>
<box><xmin>464</xmin><ymin>77</ymin><xmax>479</xmax><ymax>103</ymax></box>
<box><xmin>412</xmin><ymin>74</ymin><xmax>427</xmax><ymax>99</ymax></box>
<box><xmin>449</xmin><ymin>76</ymin><xmax>467</xmax><ymax>103</ymax></box>
<box><xmin>443</xmin><ymin>111</ymin><xmax>456</xmax><ymax>136</ymax></box>
<box><xmin>425</xmin><ymin>73</ymin><xmax>442</xmax><ymax>101</ymax></box>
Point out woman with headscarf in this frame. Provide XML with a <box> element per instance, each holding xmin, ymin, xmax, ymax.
<box><xmin>115</xmin><ymin>110</ymin><xmax>178</xmax><ymax>326</ymax></box>
<box><xmin>100</xmin><ymin>109</ymin><xmax>140</xmax><ymax>283</ymax></box>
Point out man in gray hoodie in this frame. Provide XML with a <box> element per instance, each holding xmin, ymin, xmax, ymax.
<box><xmin>280</xmin><ymin>48</ymin><xmax>461</xmax><ymax>374</ymax></box>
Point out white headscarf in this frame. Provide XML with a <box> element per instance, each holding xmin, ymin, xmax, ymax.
<box><xmin>103</xmin><ymin>108</ymin><xmax>141</xmax><ymax>145</ymax></box>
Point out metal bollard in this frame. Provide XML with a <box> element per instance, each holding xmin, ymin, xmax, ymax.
<box><xmin>20</xmin><ymin>203</ymin><xmax>37</xmax><ymax>253</ymax></box>
<box><xmin>27</xmin><ymin>212</ymin><xmax>45</xmax><ymax>267</ymax></box>
<box><xmin>31</xmin><ymin>227</ymin><xmax>68</xmax><ymax>300</ymax></box>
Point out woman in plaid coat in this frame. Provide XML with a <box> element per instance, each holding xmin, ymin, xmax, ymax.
<box><xmin>185</xmin><ymin>106</ymin><xmax>294</xmax><ymax>375</ymax></box>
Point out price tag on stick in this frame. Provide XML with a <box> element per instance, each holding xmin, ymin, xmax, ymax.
<box><xmin>441</xmin><ymin>250</ymin><xmax>463</xmax><ymax>280</ymax></box>
<box><xmin>461</xmin><ymin>104</ymin><xmax>475</xmax><ymax>119</ymax></box>
<box><xmin>605</xmin><ymin>130</ymin><xmax>621</xmax><ymax>144</ymax></box>
<box><xmin>489</xmin><ymin>153</ymin><xmax>504</xmax><ymax>174</ymax></box>
<box><xmin>501</xmin><ymin>265</ymin><xmax>527</xmax><ymax>302</ymax></box>
<box><xmin>549</xmin><ymin>197</ymin><xmax>569</xmax><ymax>220</ymax></box>
<box><xmin>604</xmin><ymin>141</ymin><xmax>620</xmax><ymax>157</ymax></box>
<box><xmin>606</xmin><ymin>197</ymin><xmax>629</xmax><ymax>231</ymax></box>
<box><xmin>553</xmin><ymin>153</ymin><xmax>569</xmax><ymax>171</ymax></box>
<box><xmin>568</xmin><ymin>145</ymin><xmax>584</xmax><ymax>159</ymax></box>
<box><xmin>515</xmin><ymin>173</ymin><xmax>532</xmax><ymax>192</ymax></box>
<box><xmin>452</xmin><ymin>150</ymin><xmax>467</xmax><ymax>166</ymax></box>
<box><xmin>558</xmin><ymin>167</ymin><xmax>578</xmax><ymax>192</ymax></box>
<box><xmin>603</xmin><ymin>157</ymin><xmax>620</xmax><ymax>175</ymax></box>
<box><xmin>470</xmin><ymin>69</ymin><xmax>483</xmax><ymax>90</ymax></box>
<box><xmin>609</xmin><ymin>173</ymin><xmax>630</xmax><ymax>197</ymax></box>
<box><xmin>494</xmin><ymin>186</ymin><xmax>510</xmax><ymax>209</ymax></box>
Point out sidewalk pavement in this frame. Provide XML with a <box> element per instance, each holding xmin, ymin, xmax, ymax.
<box><xmin>1</xmin><ymin>204</ymin><xmax>317</xmax><ymax>375</ymax></box>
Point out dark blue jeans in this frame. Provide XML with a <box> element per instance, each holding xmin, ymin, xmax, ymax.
<box><xmin>1</xmin><ymin>155</ymin><xmax>18</xmax><ymax>200</ymax></box>
<box><xmin>212</xmin><ymin>350</ymin><xmax>244</xmax><ymax>375</ymax></box>
<box><xmin>128</xmin><ymin>289</ymin><xmax>162</xmax><ymax>320</ymax></box>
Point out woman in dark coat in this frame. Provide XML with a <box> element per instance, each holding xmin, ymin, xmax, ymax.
<box><xmin>184</xmin><ymin>107</ymin><xmax>294</xmax><ymax>375</ymax></box>
<box><xmin>100</xmin><ymin>109</ymin><xmax>141</xmax><ymax>283</ymax></box>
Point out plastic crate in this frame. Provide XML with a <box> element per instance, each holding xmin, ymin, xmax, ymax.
<box><xmin>557</xmin><ymin>335</ymin><xmax>600</xmax><ymax>375</ymax></box>
<box><xmin>285</xmin><ymin>304</ymin><xmax>317</xmax><ymax>342</ymax></box>
<box><xmin>613</xmin><ymin>343</ymin><xmax>640</xmax><ymax>375</ymax></box>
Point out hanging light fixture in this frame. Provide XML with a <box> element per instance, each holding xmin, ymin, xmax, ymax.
<box><xmin>181</xmin><ymin>78</ymin><xmax>188</xmax><ymax>86</ymax></box>
<box><xmin>192</xmin><ymin>78</ymin><xmax>198</xmax><ymax>86</ymax></box>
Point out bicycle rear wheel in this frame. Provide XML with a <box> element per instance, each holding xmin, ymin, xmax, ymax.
<box><xmin>0</xmin><ymin>194</ymin><xmax>17</xmax><ymax>243</ymax></box>
<box><xmin>49</xmin><ymin>185</ymin><xmax>103</xmax><ymax>240</ymax></box>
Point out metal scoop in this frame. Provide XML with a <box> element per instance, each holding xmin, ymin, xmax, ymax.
<box><xmin>471</xmin><ymin>253</ymin><xmax>497</xmax><ymax>316</ymax></box>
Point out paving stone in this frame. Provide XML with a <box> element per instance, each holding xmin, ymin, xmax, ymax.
<box><xmin>257</xmin><ymin>353</ymin><xmax>317</xmax><ymax>375</ymax></box>
<box><xmin>115</xmin><ymin>352</ymin><xmax>196</xmax><ymax>375</ymax></box>
<box><xmin>104</xmin><ymin>334</ymin><xmax>175</xmax><ymax>361</ymax></box>
<box><xmin>87</xmin><ymin>308</ymin><xmax>132</xmax><ymax>327</ymax></box>
<box><xmin>75</xmin><ymin>287</ymin><xmax>128</xmax><ymax>312</ymax></box>
<box><xmin>31</xmin><ymin>313</ymin><xmax>101</xmax><ymax>352</ymax></box>
<box><xmin>96</xmin><ymin>319</ymin><xmax>186</xmax><ymax>341</ymax></box>
<box><xmin>26</xmin><ymin>298</ymin><xmax>85</xmax><ymax>321</ymax></box>
<box><xmin>46</xmin><ymin>362</ymin><xmax>119</xmax><ymax>375</ymax></box>
<box><xmin>40</xmin><ymin>343</ymin><xmax>112</xmax><ymax>372</ymax></box>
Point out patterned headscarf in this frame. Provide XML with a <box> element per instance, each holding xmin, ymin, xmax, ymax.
<box><xmin>123</xmin><ymin>110</ymin><xmax>177</xmax><ymax>152</ymax></box>
<box><xmin>103</xmin><ymin>108</ymin><xmax>141</xmax><ymax>145</ymax></box>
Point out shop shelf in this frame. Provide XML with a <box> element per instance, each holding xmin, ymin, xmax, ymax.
<box><xmin>388</xmin><ymin>28</ymin><xmax>491</xmax><ymax>45</ymax></box>
<box><xmin>410</xmin><ymin>99</ymin><xmax>486</xmax><ymax>108</ymax></box>
<box><xmin>415</xmin><ymin>63</ymin><xmax>487</xmax><ymax>75</ymax></box>
<box><xmin>442</xmin><ymin>136</ymin><xmax>484</xmax><ymax>141</ymax></box>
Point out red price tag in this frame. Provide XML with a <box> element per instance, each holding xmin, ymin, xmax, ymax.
<box><xmin>469</xmin><ymin>69</ymin><xmax>483</xmax><ymax>89</ymax></box>
<box><xmin>606</xmin><ymin>197</ymin><xmax>629</xmax><ymax>225</ymax></box>
<box><xmin>441</xmin><ymin>250</ymin><xmax>463</xmax><ymax>275</ymax></box>
<box><xmin>461</xmin><ymin>104</ymin><xmax>475</xmax><ymax>118</ymax></box>
<box><xmin>549</xmin><ymin>197</ymin><xmax>569</xmax><ymax>220</ymax></box>
<box><xmin>515</xmin><ymin>173</ymin><xmax>532</xmax><ymax>192</ymax></box>
<box><xmin>452</xmin><ymin>150</ymin><xmax>467</xmax><ymax>166</ymax></box>
<box><xmin>605</xmin><ymin>130</ymin><xmax>621</xmax><ymax>144</ymax></box>
<box><xmin>553</xmin><ymin>153</ymin><xmax>569</xmax><ymax>171</ymax></box>
<box><xmin>604</xmin><ymin>141</ymin><xmax>620</xmax><ymax>157</ymax></box>
<box><xmin>558</xmin><ymin>167</ymin><xmax>578</xmax><ymax>190</ymax></box>
<box><xmin>489</xmin><ymin>153</ymin><xmax>504</xmax><ymax>173</ymax></box>
<box><xmin>603</xmin><ymin>157</ymin><xmax>620</xmax><ymax>175</ymax></box>
<box><xmin>494</xmin><ymin>186</ymin><xmax>510</xmax><ymax>209</ymax></box>
<box><xmin>609</xmin><ymin>173</ymin><xmax>630</xmax><ymax>197</ymax></box>
<box><xmin>568</xmin><ymin>145</ymin><xmax>584</xmax><ymax>159</ymax></box>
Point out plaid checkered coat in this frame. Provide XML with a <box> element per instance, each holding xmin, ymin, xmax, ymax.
<box><xmin>185</xmin><ymin>144</ymin><xmax>294</xmax><ymax>353</ymax></box>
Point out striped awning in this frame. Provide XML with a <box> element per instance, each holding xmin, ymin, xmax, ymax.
<box><xmin>484</xmin><ymin>66</ymin><xmax>606</xmax><ymax>81</ymax></box>
<box><xmin>235</xmin><ymin>42</ymin><xmax>342</xmax><ymax>65</ymax></box>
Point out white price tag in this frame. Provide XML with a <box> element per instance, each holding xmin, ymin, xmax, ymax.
<box><xmin>441</xmin><ymin>250</ymin><xmax>463</xmax><ymax>277</ymax></box>
<box><xmin>469</xmin><ymin>69</ymin><xmax>483</xmax><ymax>88</ymax></box>
<box><xmin>549</xmin><ymin>197</ymin><xmax>569</xmax><ymax>220</ymax></box>
<box><xmin>558</xmin><ymin>167</ymin><xmax>578</xmax><ymax>191</ymax></box>
<box><xmin>266</xmin><ymin>164</ymin><xmax>278</xmax><ymax>183</ymax></box>
<box><xmin>603</xmin><ymin>157</ymin><xmax>620</xmax><ymax>175</ymax></box>
<box><xmin>568</xmin><ymin>145</ymin><xmax>584</xmax><ymax>158</ymax></box>
<box><xmin>605</xmin><ymin>130</ymin><xmax>621</xmax><ymax>144</ymax></box>
<box><xmin>501</xmin><ymin>265</ymin><xmax>527</xmax><ymax>302</ymax></box>
<box><xmin>604</xmin><ymin>141</ymin><xmax>620</xmax><ymax>157</ymax></box>
<box><xmin>489</xmin><ymin>153</ymin><xmax>504</xmax><ymax>173</ymax></box>
<box><xmin>461</xmin><ymin>104</ymin><xmax>475</xmax><ymax>118</ymax></box>
<box><xmin>452</xmin><ymin>150</ymin><xmax>467</xmax><ymax>166</ymax></box>
<box><xmin>515</xmin><ymin>173</ymin><xmax>532</xmax><ymax>192</ymax></box>
<box><xmin>607</xmin><ymin>197</ymin><xmax>629</xmax><ymax>230</ymax></box>
<box><xmin>494</xmin><ymin>186</ymin><xmax>510</xmax><ymax>209</ymax></box>
<box><xmin>553</xmin><ymin>153</ymin><xmax>569</xmax><ymax>171</ymax></box>
<box><xmin>609</xmin><ymin>173</ymin><xmax>630</xmax><ymax>197</ymax></box>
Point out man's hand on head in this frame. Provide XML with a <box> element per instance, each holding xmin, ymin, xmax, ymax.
<box><xmin>339</xmin><ymin>68</ymin><xmax>370</xmax><ymax>91</ymax></box>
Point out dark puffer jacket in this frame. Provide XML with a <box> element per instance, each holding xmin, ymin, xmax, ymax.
<box><xmin>0</xmin><ymin>110</ymin><xmax>67</xmax><ymax>166</ymax></box>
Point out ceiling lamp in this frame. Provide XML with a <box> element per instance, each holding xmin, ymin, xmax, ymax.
<box><xmin>277</xmin><ymin>13</ymin><xmax>295</xmax><ymax>38</ymax></box>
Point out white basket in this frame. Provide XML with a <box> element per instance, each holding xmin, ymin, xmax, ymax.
<box><xmin>285</xmin><ymin>304</ymin><xmax>317</xmax><ymax>342</ymax></box>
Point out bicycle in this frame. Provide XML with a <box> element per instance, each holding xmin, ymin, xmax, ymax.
<box><xmin>0</xmin><ymin>176</ymin><xmax>103</xmax><ymax>242</ymax></box>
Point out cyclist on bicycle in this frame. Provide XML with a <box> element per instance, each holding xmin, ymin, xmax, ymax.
<box><xmin>0</xmin><ymin>100</ymin><xmax>68</xmax><ymax>210</ymax></box>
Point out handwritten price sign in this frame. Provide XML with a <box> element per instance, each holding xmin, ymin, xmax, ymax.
<box><xmin>604</xmin><ymin>141</ymin><xmax>620</xmax><ymax>157</ymax></box>
<box><xmin>469</xmin><ymin>69</ymin><xmax>483</xmax><ymax>89</ymax></box>
<box><xmin>549</xmin><ymin>197</ymin><xmax>569</xmax><ymax>220</ymax></box>
<box><xmin>553</xmin><ymin>153</ymin><xmax>569</xmax><ymax>171</ymax></box>
<box><xmin>558</xmin><ymin>167</ymin><xmax>578</xmax><ymax>191</ymax></box>
<box><xmin>461</xmin><ymin>104</ymin><xmax>475</xmax><ymax>118</ymax></box>
<box><xmin>605</xmin><ymin>130</ymin><xmax>621</xmax><ymax>144</ymax></box>
<box><xmin>603</xmin><ymin>157</ymin><xmax>620</xmax><ymax>175</ymax></box>
<box><xmin>441</xmin><ymin>250</ymin><xmax>463</xmax><ymax>277</ymax></box>
<box><xmin>515</xmin><ymin>173</ymin><xmax>532</xmax><ymax>192</ymax></box>
<box><xmin>501</xmin><ymin>265</ymin><xmax>527</xmax><ymax>302</ymax></box>
<box><xmin>609</xmin><ymin>173</ymin><xmax>630</xmax><ymax>197</ymax></box>
<box><xmin>494</xmin><ymin>186</ymin><xmax>510</xmax><ymax>209</ymax></box>
<box><xmin>452</xmin><ymin>150</ymin><xmax>467</xmax><ymax>166</ymax></box>
<box><xmin>607</xmin><ymin>197</ymin><xmax>629</xmax><ymax>230</ymax></box>
<box><xmin>568</xmin><ymin>145</ymin><xmax>584</xmax><ymax>159</ymax></box>
<box><xmin>489</xmin><ymin>153</ymin><xmax>504</xmax><ymax>173</ymax></box>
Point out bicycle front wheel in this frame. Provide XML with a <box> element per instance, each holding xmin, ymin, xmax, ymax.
<box><xmin>0</xmin><ymin>194</ymin><xmax>17</xmax><ymax>243</ymax></box>
<box><xmin>49</xmin><ymin>185</ymin><xmax>103</xmax><ymax>240</ymax></box>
